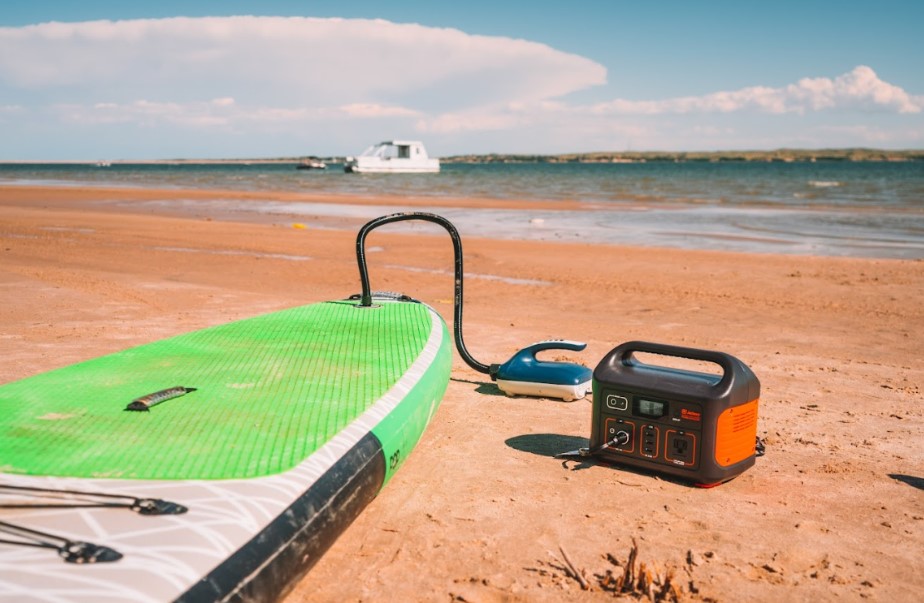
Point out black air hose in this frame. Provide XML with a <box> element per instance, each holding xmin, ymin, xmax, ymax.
<box><xmin>354</xmin><ymin>212</ymin><xmax>495</xmax><ymax>376</ymax></box>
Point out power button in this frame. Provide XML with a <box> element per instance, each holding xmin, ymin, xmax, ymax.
<box><xmin>606</xmin><ymin>394</ymin><xmax>629</xmax><ymax>411</ymax></box>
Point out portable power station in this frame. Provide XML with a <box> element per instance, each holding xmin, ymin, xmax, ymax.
<box><xmin>589</xmin><ymin>341</ymin><xmax>760</xmax><ymax>487</ymax></box>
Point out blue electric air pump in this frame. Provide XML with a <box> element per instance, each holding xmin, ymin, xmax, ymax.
<box><xmin>493</xmin><ymin>340</ymin><xmax>592</xmax><ymax>401</ymax></box>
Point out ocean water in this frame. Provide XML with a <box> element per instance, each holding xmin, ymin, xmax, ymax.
<box><xmin>1</xmin><ymin>161</ymin><xmax>922</xmax><ymax>258</ymax></box>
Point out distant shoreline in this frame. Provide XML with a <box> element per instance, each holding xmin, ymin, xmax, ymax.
<box><xmin>444</xmin><ymin>148</ymin><xmax>924</xmax><ymax>164</ymax></box>
<box><xmin>1</xmin><ymin>148</ymin><xmax>922</xmax><ymax>165</ymax></box>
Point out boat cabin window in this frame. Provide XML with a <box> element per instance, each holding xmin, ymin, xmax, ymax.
<box><xmin>358</xmin><ymin>142</ymin><xmax>428</xmax><ymax>162</ymax></box>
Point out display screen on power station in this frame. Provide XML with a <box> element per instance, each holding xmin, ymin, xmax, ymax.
<box><xmin>636</xmin><ymin>398</ymin><xmax>666</xmax><ymax>418</ymax></box>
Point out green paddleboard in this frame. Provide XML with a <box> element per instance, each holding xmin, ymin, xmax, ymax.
<box><xmin>0</xmin><ymin>296</ymin><xmax>451</xmax><ymax>602</ymax></box>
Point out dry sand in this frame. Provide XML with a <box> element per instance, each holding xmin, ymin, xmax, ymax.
<box><xmin>1</xmin><ymin>184</ymin><xmax>922</xmax><ymax>601</ymax></box>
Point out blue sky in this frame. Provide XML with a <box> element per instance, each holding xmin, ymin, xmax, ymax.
<box><xmin>1</xmin><ymin>1</ymin><xmax>922</xmax><ymax>159</ymax></box>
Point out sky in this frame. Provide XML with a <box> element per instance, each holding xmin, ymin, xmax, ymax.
<box><xmin>0</xmin><ymin>1</ymin><xmax>922</xmax><ymax>160</ymax></box>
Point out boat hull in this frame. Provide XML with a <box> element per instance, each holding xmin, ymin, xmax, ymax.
<box><xmin>344</xmin><ymin>164</ymin><xmax>440</xmax><ymax>174</ymax></box>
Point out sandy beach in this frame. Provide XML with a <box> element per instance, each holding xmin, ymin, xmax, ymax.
<box><xmin>1</xmin><ymin>184</ymin><xmax>922</xmax><ymax>602</ymax></box>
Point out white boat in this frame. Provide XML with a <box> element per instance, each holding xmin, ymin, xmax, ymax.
<box><xmin>344</xmin><ymin>140</ymin><xmax>440</xmax><ymax>173</ymax></box>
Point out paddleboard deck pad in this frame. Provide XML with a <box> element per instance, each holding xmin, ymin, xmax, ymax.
<box><xmin>0</xmin><ymin>297</ymin><xmax>451</xmax><ymax>602</ymax></box>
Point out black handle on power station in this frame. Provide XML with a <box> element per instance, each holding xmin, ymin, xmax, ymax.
<box><xmin>611</xmin><ymin>340</ymin><xmax>736</xmax><ymax>384</ymax></box>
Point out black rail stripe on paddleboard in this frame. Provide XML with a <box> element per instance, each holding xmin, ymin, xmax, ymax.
<box><xmin>176</xmin><ymin>431</ymin><xmax>387</xmax><ymax>602</ymax></box>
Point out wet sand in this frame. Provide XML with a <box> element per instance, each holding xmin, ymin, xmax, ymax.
<box><xmin>1</xmin><ymin>184</ymin><xmax>922</xmax><ymax>601</ymax></box>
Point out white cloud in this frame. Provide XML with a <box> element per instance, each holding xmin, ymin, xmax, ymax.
<box><xmin>590</xmin><ymin>66</ymin><xmax>921</xmax><ymax>116</ymax></box>
<box><xmin>0</xmin><ymin>16</ymin><xmax>611</xmax><ymax>156</ymax></box>
<box><xmin>338</xmin><ymin>103</ymin><xmax>421</xmax><ymax>118</ymax></box>
<box><xmin>815</xmin><ymin>65</ymin><xmax>921</xmax><ymax>113</ymax></box>
<box><xmin>411</xmin><ymin>66</ymin><xmax>922</xmax><ymax>142</ymax></box>
<box><xmin>0</xmin><ymin>16</ymin><xmax>606</xmax><ymax>111</ymax></box>
<box><xmin>56</xmin><ymin>98</ymin><xmax>238</xmax><ymax>127</ymax></box>
<box><xmin>416</xmin><ymin>105</ymin><xmax>527</xmax><ymax>134</ymax></box>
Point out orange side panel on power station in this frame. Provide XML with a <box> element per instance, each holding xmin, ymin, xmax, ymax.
<box><xmin>714</xmin><ymin>399</ymin><xmax>759</xmax><ymax>467</ymax></box>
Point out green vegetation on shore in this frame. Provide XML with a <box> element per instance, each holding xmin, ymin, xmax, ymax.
<box><xmin>442</xmin><ymin>148</ymin><xmax>924</xmax><ymax>164</ymax></box>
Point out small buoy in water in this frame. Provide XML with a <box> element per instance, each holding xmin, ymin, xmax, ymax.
<box><xmin>292</xmin><ymin>223</ymin><xmax>306</xmax><ymax>229</ymax></box>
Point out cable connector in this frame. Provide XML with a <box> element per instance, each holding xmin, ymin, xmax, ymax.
<box><xmin>555</xmin><ymin>431</ymin><xmax>629</xmax><ymax>459</ymax></box>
